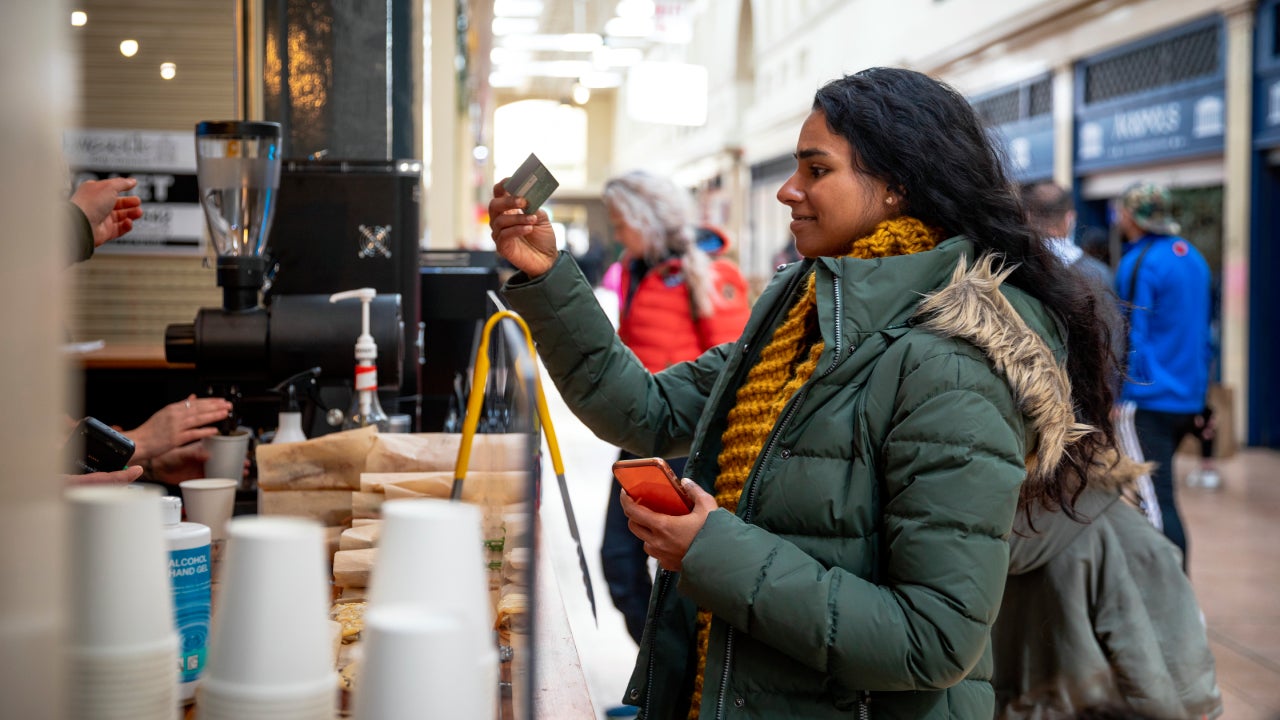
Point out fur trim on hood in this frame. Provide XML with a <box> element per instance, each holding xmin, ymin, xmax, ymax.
<box><xmin>912</xmin><ymin>254</ymin><xmax>1095</xmax><ymax>484</ymax></box>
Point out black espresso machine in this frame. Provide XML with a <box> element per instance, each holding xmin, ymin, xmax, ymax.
<box><xmin>165</xmin><ymin>122</ymin><xmax>421</xmax><ymax>438</ymax></box>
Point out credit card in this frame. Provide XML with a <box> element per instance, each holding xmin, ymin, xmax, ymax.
<box><xmin>503</xmin><ymin>152</ymin><xmax>560</xmax><ymax>214</ymax></box>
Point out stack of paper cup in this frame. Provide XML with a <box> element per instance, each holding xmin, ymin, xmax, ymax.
<box><xmin>198</xmin><ymin>516</ymin><xmax>336</xmax><ymax>720</ymax></box>
<box><xmin>65</xmin><ymin>486</ymin><xmax>178</xmax><ymax>720</ymax></box>
<box><xmin>353</xmin><ymin>606</ymin><xmax>468</xmax><ymax>719</ymax></box>
<box><xmin>366</xmin><ymin>499</ymin><xmax>498</xmax><ymax>719</ymax></box>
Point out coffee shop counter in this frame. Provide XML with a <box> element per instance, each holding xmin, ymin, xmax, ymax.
<box><xmin>178</xmin><ymin>531</ymin><xmax>595</xmax><ymax>720</ymax></box>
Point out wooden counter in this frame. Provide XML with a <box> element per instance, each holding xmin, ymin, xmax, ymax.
<box><xmin>76</xmin><ymin>343</ymin><xmax>189</xmax><ymax>370</ymax></box>
<box><xmin>528</xmin><ymin>535</ymin><xmax>597</xmax><ymax>720</ymax></box>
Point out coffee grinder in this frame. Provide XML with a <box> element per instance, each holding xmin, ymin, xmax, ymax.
<box><xmin>166</xmin><ymin>121</ymin><xmax>405</xmax><ymax>438</ymax></box>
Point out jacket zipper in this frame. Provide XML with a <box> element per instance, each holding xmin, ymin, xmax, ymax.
<box><xmin>859</xmin><ymin>690</ymin><xmax>871</xmax><ymax>719</ymax></box>
<box><xmin>714</xmin><ymin>270</ymin><xmax>847</xmax><ymax>719</ymax></box>
<box><xmin>643</xmin><ymin>568</ymin><xmax>674</xmax><ymax>717</ymax></box>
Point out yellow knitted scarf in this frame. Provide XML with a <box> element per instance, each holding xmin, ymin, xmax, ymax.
<box><xmin>686</xmin><ymin>216</ymin><xmax>941</xmax><ymax>719</ymax></box>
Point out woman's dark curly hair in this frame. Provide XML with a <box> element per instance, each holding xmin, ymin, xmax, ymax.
<box><xmin>814</xmin><ymin>67</ymin><xmax>1117</xmax><ymax>513</ymax></box>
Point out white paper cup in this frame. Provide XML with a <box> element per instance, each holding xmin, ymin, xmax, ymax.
<box><xmin>370</xmin><ymin>499</ymin><xmax>493</xmax><ymax>638</ymax></box>
<box><xmin>68</xmin><ymin>640</ymin><xmax>178</xmax><ymax>720</ymax></box>
<box><xmin>369</xmin><ymin>499</ymin><xmax>498</xmax><ymax>720</ymax></box>
<box><xmin>65</xmin><ymin>487</ymin><xmax>176</xmax><ymax>651</ymax></box>
<box><xmin>197</xmin><ymin>675</ymin><xmax>336</xmax><ymax>720</ymax></box>
<box><xmin>203</xmin><ymin>517</ymin><xmax>335</xmax><ymax>694</ymax></box>
<box><xmin>202</xmin><ymin>428</ymin><xmax>251</xmax><ymax>485</ymax></box>
<box><xmin>354</xmin><ymin>606</ymin><xmax>484</xmax><ymax>720</ymax></box>
<box><xmin>179</xmin><ymin>479</ymin><xmax>237</xmax><ymax>542</ymax></box>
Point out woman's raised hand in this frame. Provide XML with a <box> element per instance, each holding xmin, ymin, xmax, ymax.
<box><xmin>489</xmin><ymin>180</ymin><xmax>558</xmax><ymax>277</ymax></box>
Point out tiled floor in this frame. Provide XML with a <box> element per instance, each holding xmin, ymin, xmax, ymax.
<box><xmin>1180</xmin><ymin>449</ymin><xmax>1280</xmax><ymax>719</ymax></box>
<box><xmin>536</xmin><ymin>287</ymin><xmax>1280</xmax><ymax>719</ymax></box>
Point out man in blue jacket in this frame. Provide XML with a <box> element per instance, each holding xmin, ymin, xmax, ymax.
<box><xmin>1113</xmin><ymin>181</ymin><xmax>1211</xmax><ymax>571</ymax></box>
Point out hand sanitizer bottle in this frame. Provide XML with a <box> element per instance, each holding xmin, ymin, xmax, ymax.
<box><xmin>161</xmin><ymin>496</ymin><xmax>212</xmax><ymax>703</ymax></box>
<box><xmin>329</xmin><ymin>288</ymin><xmax>390</xmax><ymax>431</ymax></box>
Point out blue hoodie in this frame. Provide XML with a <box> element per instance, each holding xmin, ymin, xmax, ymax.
<box><xmin>1115</xmin><ymin>234</ymin><xmax>1211</xmax><ymax>413</ymax></box>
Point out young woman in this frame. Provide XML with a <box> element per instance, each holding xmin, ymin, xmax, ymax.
<box><xmin>489</xmin><ymin>67</ymin><xmax>1116</xmax><ymax>719</ymax></box>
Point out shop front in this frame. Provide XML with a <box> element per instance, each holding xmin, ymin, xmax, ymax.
<box><xmin>1072</xmin><ymin>14</ymin><xmax>1229</xmax><ymax>421</ymax></box>
<box><xmin>1250</xmin><ymin>0</ymin><xmax>1280</xmax><ymax>446</ymax></box>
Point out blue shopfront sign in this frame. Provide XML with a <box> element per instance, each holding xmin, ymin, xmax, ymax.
<box><xmin>991</xmin><ymin>115</ymin><xmax>1054</xmax><ymax>182</ymax></box>
<box><xmin>1075</xmin><ymin>85</ymin><xmax>1225</xmax><ymax>172</ymax></box>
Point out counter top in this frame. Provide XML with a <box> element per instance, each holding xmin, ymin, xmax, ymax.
<box><xmin>73</xmin><ymin>343</ymin><xmax>192</xmax><ymax>370</ymax></box>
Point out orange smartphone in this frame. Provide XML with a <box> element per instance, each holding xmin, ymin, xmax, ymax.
<box><xmin>612</xmin><ymin>457</ymin><xmax>694</xmax><ymax>516</ymax></box>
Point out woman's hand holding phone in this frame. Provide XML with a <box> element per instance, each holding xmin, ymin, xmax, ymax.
<box><xmin>614</xmin><ymin>457</ymin><xmax>718</xmax><ymax>572</ymax></box>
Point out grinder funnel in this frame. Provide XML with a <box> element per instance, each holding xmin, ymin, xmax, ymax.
<box><xmin>195</xmin><ymin>121</ymin><xmax>281</xmax><ymax>312</ymax></box>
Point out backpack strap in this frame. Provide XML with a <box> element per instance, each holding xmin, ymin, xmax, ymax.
<box><xmin>1121</xmin><ymin>240</ymin><xmax>1156</xmax><ymax>307</ymax></box>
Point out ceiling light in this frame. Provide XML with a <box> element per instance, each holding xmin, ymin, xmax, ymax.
<box><xmin>488</xmin><ymin>71</ymin><xmax>525</xmax><ymax>88</ymax></box>
<box><xmin>490</xmin><ymin>47</ymin><xmax>534</xmax><ymax>65</ymax></box>
<box><xmin>494</xmin><ymin>0</ymin><xmax>543</xmax><ymax>17</ymax></box>
<box><xmin>498</xmin><ymin>60</ymin><xmax>594</xmax><ymax>78</ymax></box>
<box><xmin>572</xmin><ymin>83</ymin><xmax>591</xmax><ymax>105</ymax></box>
<box><xmin>160</xmin><ymin>62</ymin><xmax>176</xmax><ymax>80</ymax></box>
<box><xmin>119</xmin><ymin>39</ymin><xmax>139</xmax><ymax>57</ymax></box>
<box><xmin>70</xmin><ymin>11</ymin><xmax>87</xmax><ymax>26</ymax></box>
<box><xmin>593</xmin><ymin>46</ymin><xmax>643</xmax><ymax>68</ymax></box>
<box><xmin>605</xmin><ymin>16</ymin><xmax>653</xmax><ymax>38</ymax></box>
<box><xmin>579</xmin><ymin>71</ymin><xmax>623</xmax><ymax>89</ymax></box>
<box><xmin>616</xmin><ymin>0</ymin><xmax>655</xmax><ymax>19</ymax></box>
<box><xmin>492</xmin><ymin>17</ymin><xmax>539</xmax><ymax>36</ymax></box>
<box><xmin>497</xmin><ymin>33</ymin><xmax>603</xmax><ymax>52</ymax></box>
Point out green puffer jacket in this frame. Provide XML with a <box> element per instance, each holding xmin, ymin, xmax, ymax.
<box><xmin>504</xmin><ymin>237</ymin><xmax>1082</xmax><ymax>719</ymax></box>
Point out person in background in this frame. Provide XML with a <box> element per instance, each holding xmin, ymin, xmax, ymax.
<box><xmin>63</xmin><ymin>180</ymin><xmax>234</xmax><ymax>486</ymax></box>
<box><xmin>1021</xmin><ymin>182</ymin><xmax>1113</xmax><ymax>289</ymax></box>
<box><xmin>1113</xmin><ymin>182</ymin><xmax>1212</xmax><ymax>571</ymax></box>
<box><xmin>1021</xmin><ymin>182</ymin><xmax>1124</xmax><ymax>373</ymax></box>
<box><xmin>489</xmin><ymin>67</ymin><xmax>1117</xmax><ymax>718</ymax></box>
<box><xmin>1079</xmin><ymin>224</ymin><xmax>1114</xmax><ymax>269</ymax></box>
<box><xmin>64</xmin><ymin>395</ymin><xmax>234</xmax><ymax>487</ymax></box>
<box><xmin>68</xmin><ymin>176</ymin><xmax>143</xmax><ymax>262</ymax></box>
<box><xmin>598</xmin><ymin>170</ymin><xmax>751</xmax><ymax>651</ymax></box>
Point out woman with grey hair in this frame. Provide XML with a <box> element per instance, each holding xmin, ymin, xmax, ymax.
<box><xmin>600</xmin><ymin>169</ymin><xmax>751</xmax><ymax>648</ymax></box>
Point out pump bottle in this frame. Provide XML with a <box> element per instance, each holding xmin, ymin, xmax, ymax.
<box><xmin>269</xmin><ymin>367</ymin><xmax>320</xmax><ymax>444</ymax></box>
<box><xmin>161</xmin><ymin>495</ymin><xmax>212</xmax><ymax>703</ymax></box>
<box><xmin>329</xmin><ymin>288</ymin><xmax>390</xmax><ymax>431</ymax></box>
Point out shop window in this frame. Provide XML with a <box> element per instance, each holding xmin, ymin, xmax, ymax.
<box><xmin>1028</xmin><ymin>77</ymin><xmax>1052</xmax><ymax>117</ymax></box>
<box><xmin>1083</xmin><ymin>24</ymin><xmax>1219</xmax><ymax>104</ymax></box>
<box><xmin>973</xmin><ymin>88</ymin><xmax>1021</xmax><ymax>126</ymax></box>
<box><xmin>972</xmin><ymin>75</ymin><xmax>1052</xmax><ymax>126</ymax></box>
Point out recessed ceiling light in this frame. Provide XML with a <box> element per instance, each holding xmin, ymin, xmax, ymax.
<box><xmin>70</xmin><ymin>11</ymin><xmax>87</xmax><ymax>26</ymax></box>
<box><xmin>492</xmin><ymin>17</ymin><xmax>539</xmax><ymax>36</ymax></box>
<box><xmin>160</xmin><ymin>62</ymin><xmax>176</xmax><ymax>80</ymax></box>
<box><xmin>493</xmin><ymin>0</ymin><xmax>543</xmax><ymax>17</ymax></box>
<box><xmin>119</xmin><ymin>39</ymin><xmax>139</xmax><ymax>57</ymax></box>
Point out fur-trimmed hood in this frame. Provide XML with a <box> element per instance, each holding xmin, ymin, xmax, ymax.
<box><xmin>913</xmin><ymin>254</ymin><xmax>1095</xmax><ymax>485</ymax></box>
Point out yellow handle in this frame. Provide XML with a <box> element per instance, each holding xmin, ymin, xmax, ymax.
<box><xmin>451</xmin><ymin>310</ymin><xmax>564</xmax><ymax>499</ymax></box>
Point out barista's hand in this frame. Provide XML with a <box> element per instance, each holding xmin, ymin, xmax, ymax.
<box><xmin>126</xmin><ymin>394</ymin><xmax>233</xmax><ymax>463</ymax></box>
<box><xmin>621</xmin><ymin>479</ymin><xmax>718</xmax><ymax>572</ymax></box>
<box><xmin>70</xmin><ymin>178</ymin><xmax>144</xmax><ymax>246</ymax></box>
<box><xmin>489</xmin><ymin>179</ymin><xmax>557</xmax><ymax>277</ymax></box>
<box><xmin>148</xmin><ymin>441</ymin><xmax>212</xmax><ymax>484</ymax></box>
<box><xmin>66</xmin><ymin>465</ymin><xmax>145</xmax><ymax>486</ymax></box>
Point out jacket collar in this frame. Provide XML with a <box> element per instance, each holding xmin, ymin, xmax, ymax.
<box><xmin>774</xmin><ymin>236</ymin><xmax>1088</xmax><ymax>489</ymax></box>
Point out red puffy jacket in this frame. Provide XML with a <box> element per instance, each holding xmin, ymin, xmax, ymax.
<box><xmin>617</xmin><ymin>227</ymin><xmax>751</xmax><ymax>372</ymax></box>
